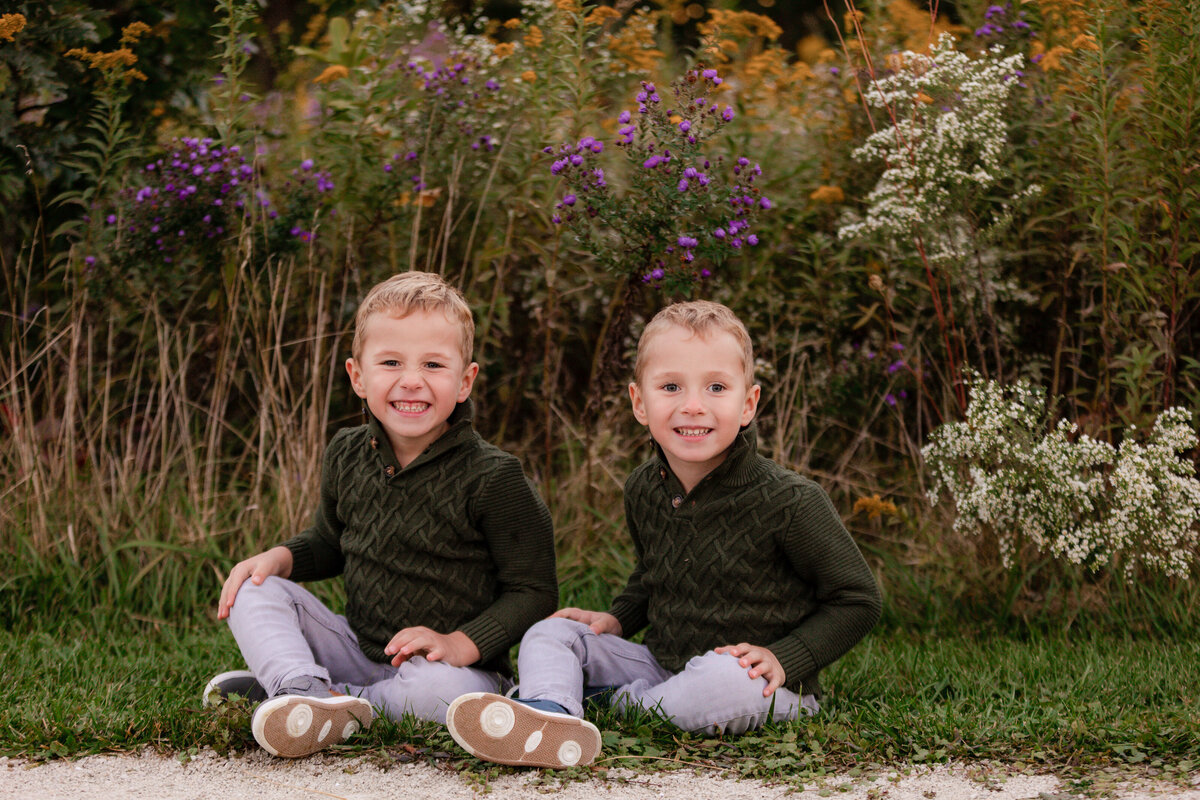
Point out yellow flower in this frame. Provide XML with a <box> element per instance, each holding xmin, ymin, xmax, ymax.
<box><xmin>810</xmin><ymin>185</ymin><xmax>845</xmax><ymax>204</ymax></box>
<box><xmin>853</xmin><ymin>494</ymin><xmax>898</xmax><ymax>520</ymax></box>
<box><xmin>521</xmin><ymin>69</ymin><xmax>537</xmax><ymax>82</ymax></box>
<box><xmin>120</xmin><ymin>21</ymin><xmax>152</xmax><ymax>45</ymax></box>
<box><xmin>313</xmin><ymin>64</ymin><xmax>349</xmax><ymax>84</ymax></box>
<box><xmin>553</xmin><ymin>0</ymin><xmax>579</xmax><ymax>12</ymax></box>
<box><xmin>503</xmin><ymin>18</ymin><xmax>522</xmax><ymax>29</ymax></box>
<box><xmin>65</xmin><ymin>46</ymin><xmax>146</xmax><ymax>81</ymax></box>
<box><xmin>524</xmin><ymin>25</ymin><xmax>544</xmax><ymax>49</ymax></box>
<box><xmin>1038</xmin><ymin>45</ymin><xmax>1072</xmax><ymax>71</ymax></box>
<box><xmin>843</xmin><ymin>9</ymin><xmax>865</xmax><ymax>33</ymax></box>
<box><xmin>584</xmin><ymin>6</ymin><xmax>621</xmax><ymax>26</ymax></box>
<box><xmin>1071</xmin><ymin>32</ymin><xmax>1098</xmax><ymax>51</ymax></box>
<box><xmin>0</xmin><ymin>13</ymin><xmax>26</xmax><ymax>42</ymax></box>
<box><xmin>493</xmin><ymin>42</ymin><xmax>516</xmax><ymax>59</ymax></box>
<box><xmin>915</xmin><ymin>91</ymin><xmax>934</xmax><ymax>104</ymax></box>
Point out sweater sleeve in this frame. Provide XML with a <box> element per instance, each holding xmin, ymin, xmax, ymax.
<box><xmin>607</xmin><ymin>475</ymin><xmax>650</xmax><ymax>638</ymax></box>
<box><xmin>456</xmin><ymin>456</ymin><xmax>559</xmax><ymax>665</ymax></box>
<box><xmin>281</xmin><ymin>430</ymin><xmax>349</xmax><ymax>582</ymax></box>
<box><xmin>767</xmin><ymin>481</ymin><xmax>882</xmax><ymax>687</ymax></box>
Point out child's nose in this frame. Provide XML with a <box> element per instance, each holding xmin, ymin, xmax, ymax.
<box><xmin>681</xmin><ymin>393</ymin><xmax>705</xmax><ymax>413</ymax></box>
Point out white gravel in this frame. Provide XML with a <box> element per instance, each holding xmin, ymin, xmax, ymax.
<box><xmin>2</xmin><ymin>751</ymin><xmax>1198</xmax><ymax>800</ymax></box>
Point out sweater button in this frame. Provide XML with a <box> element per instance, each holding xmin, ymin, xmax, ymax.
<box><xmin>671</xmin><ymin>495</ymin><xmax>683</xmax><ymax>508</ymax></box>
<box><xmin>659</xmin><ymin>468</ymin><xmax>666</xmax><ymax>479</ymax></box>
<box><xmin>369</xmin><ymin>437</ymin><xmax>378</xmax><ymax>449</ymax></box>
<box><xmin>384</xmin><ymin>465</ymin><xmax>396</xmax><ymax>477</ymax></box>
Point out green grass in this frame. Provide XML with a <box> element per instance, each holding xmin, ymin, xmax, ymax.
<box><xmin>2</xmin><ymin>617</ymin><xmax>1197</xmax><ymax>785</ymax></box>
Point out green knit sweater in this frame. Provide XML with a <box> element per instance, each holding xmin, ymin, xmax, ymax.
<box><xmin>282</xmin><ymin>400</ymin><xmax>558</xmax><ymax>672</ymax></box>
<box><xmin>608</xmin><ymin>426</ymin><xmax>881</xmax><ymax>697</ymax></box>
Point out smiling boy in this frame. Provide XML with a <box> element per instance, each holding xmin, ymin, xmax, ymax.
<box><xmin>446</xmin><ymin>300</ymin><xmax>881</xmax><ymax>769</ymax></box>
<box><xmin>205</xmin><ymin>272</ymin><xmax>557</xmax><ymax>758</ymax></box>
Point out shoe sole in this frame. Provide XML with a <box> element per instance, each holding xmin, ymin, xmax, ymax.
<box><xmin>202</xmin><ymin>670</ymin><xmax>267</xmax><ymax>708</ymax></box>
<box><xmin>446</xmin><ymin>692</ymin><xmax>601</xmax><ymax>769</ymax></box>
<box><xmin>251</xmin><ymin>695</ymin><xmax>373</xmax><ymax>758</ymax></box>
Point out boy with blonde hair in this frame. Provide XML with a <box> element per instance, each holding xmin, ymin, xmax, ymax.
<box><xmin>446</xmin><ymin>300</ymin><xmax>881</xmax><ymax>768</ymax></box>
<box><xmin>206</xmin><ymin>271</ymin><xmax>558</xmax><ymax>758</ymax></box>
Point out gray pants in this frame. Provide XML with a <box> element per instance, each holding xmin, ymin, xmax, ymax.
<box><xmin>516</xmin><ymin>618</ymin><xmax>818</xmax><ymax>735</ymax></box>
<box><xmin>225</xmin><ymin>576</ymin><xmax>501</xmax><ymax>723</ymax></box>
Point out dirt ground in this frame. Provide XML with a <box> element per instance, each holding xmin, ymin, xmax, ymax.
<box><xmin>3</xmin><ymin>751</ymin><xmax>1199</xmax><ymax>800</ymax></box>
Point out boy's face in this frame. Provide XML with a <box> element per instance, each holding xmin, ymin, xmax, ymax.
<box><xmin>629</xmin><ymin>324</ymin><xmax>760</xmax><ymax>492</ymax></box>
<box><xmin>346</xmin><ymin>309</ymin><xmax>478</xmax><ymax>465</ymax></box>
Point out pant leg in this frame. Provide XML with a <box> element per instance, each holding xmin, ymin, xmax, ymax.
<box><xmin>226</xmin><ymin>576</ymin><xmax>386</xmax><ymax>696</ymax></box>
<box><xmin>611</xmin><ymin>650</ymin><xmax>819</xmax><ymax>736</ymax></box>
<box><xmin>516</xmin><ymin>617</ymin><xmax>672</xmax><ymax>717</ymax></box>
<box><xmin>346</xmin><ymin>656</ymin><xmax>501</xmax><ymax>724</ymax></box>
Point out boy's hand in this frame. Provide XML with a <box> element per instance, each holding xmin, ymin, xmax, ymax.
<box><xmin>384</xmin><ymin>628</ymin><xmax>480</xmax><ymax>668</ymax></box>
<box><xmin>217</xmin><ymin>546</ymin><xmax>294</xmax><ymax>620</ymax></box>
<box><xmin>550</xmin><ymin>608</ymin><xmax>623</xmax><ymax>636</ymax></box>
<box><xmin>714</xmin><ymin>643</ymin><xmax>786</xmax><ymax>697</ymax></box>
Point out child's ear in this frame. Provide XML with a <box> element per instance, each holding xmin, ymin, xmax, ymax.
<box><xmin>629</xmin><ymin>382</ymin><xmax>649</xmax><ymax>425</ymax></box>
<box><xmin>741</xmin><ymin>383</ymin><xmax>761</xmax><ymax>426</ymax></box>
<box><xmin>345</xmin><ymin>358</ymin><xmax>367</xmax><ymax>398</ymax></box>
<box><xmin>457</xmin><ymin>361</ymin><xmax>480</xmax><ymax>402</ymax></box>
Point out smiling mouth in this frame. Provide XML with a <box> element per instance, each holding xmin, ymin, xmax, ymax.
<box><xmin>674</xmin><ymin>427</ymin><xmax>712</xmax><ymax>437</ymax></box>
<box><xmin>390</xmin><ymin>400</ymin><xmax>430</xmax><ymax>414</ymax></box>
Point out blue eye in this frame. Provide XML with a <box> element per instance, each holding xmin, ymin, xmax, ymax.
<box><xmin>709</xmin><ymin>383</ymin><xmax>727</xmax><ymax>393</ymax></box>
<box><xmin>382</xmin><ymin>359</ymin><xmax>400</xmax><ymax>367</ymax></box>
<box><xmin>662</xmin><ymin>383</ymin><xmax>680</xmax><ymax>392</ymax></box>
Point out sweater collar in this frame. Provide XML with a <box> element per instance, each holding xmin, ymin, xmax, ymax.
<box><xmin>652</xmin><ymin>422</ymin><xmax>766</xmax><ymax>496</ymax></box>
<box><xmin>366</xmin><ymin>398</ymin><xmax>476</xmax><ymax>475</ymax></box>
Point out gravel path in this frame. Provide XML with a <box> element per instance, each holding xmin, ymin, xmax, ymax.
<box><xmin>3</xmin><ymin>751</ymin><xmax>1199</xmax><ymax>800</ymax></box>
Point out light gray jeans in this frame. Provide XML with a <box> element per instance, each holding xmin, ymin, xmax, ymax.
<box><xmin>515</xmin><ymin>617</ymin><xmax>818</xmax><ymax>735</ymax></box>
<box><xmin>225</xmin><ymin>576</ymin><xmax>502</xmax><ymax>723</ymax></box>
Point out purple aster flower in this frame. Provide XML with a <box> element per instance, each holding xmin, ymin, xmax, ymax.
<box><xmin>759</xmin><ymin>197</ymin><xmax>772</xmax><ymax>209</ymax></box>
<box><xmin>643</xmin><ymin>155</ymin><xmax>664</xmax><ymax>169</ymax></box>
<box><xmin>702</xmin><ymin>69</ymin><xmax>718</xmax><ymax>79</ymax></box>
<box><xmin>887</xmin><ymin>360</ymin><xmax>905</xmax><ymax>375</ymax></box>
<box><xmin>84</xmin><ymin>256</ymin><xmax>96</xmax><ymax>267</ymax></box>
<box><xmin>697</xmin><ymin>174</ymin><xmax>710</xmax><ymax>186</ymax></box>
<box><xmin>618</xmin><ymin>110</ymin><xmax>631</xmax><ymax>124</ymax></box>
<box><xmin>552</xmin><ymin>214</ymin><xmax>562</xmax><ymax>225</ymax></box>
<box><xmin>713</xmin><ymin>227</ymin><xmax>726</xmax><ymax>239</ymax></box>
<box><xmin>892</xmin><ymin>342</ymin><xmax>905</xmax><ymax>351</ymax></box>
<box><xmin>747</xmin><ymin>234</ymin><xmax>759</xmax><ymax>246</ymax></box>
<box><xmin>301</xmin><ymin>159</ymin><xmax>314</xmax><ymax>171</ymax></box>
<box><xmin>562</xmin><ymin>194</ymin><xmax>577</xmax><ymax>206</ymax></box>
<box><xmin>722</xmin><ymin>107</ymin><xmax>735</xmax><ymax>121</ymax></box>
<box><xmin>677</xmin><ymin>236</ymin><xmax>698</xmax><ymax>248</ymax></box>
<box><xmin>570</xmin><ymin>154</ymin><xmax>584</xmax><ymax>166</ymax></box>
<box><xmin>651</xmin><ymin>268</ymin><xmax>665</xmax><ymax>280</ymax></box>
<box><xmin>679</xmin><ymin>120</ymin><xmax>691</xmax><ymax>133</ymax></box>
<box><xmin>885</xmin><ymin>393</ymin><xmax>897</xmax><ymax>407</ymax></box>
<box><xmin>830</xmin><ymin>66</ymin><xmax>841</xmax><ymax>76</ymax></box>
<box><xmin>591</xmin><ymin>142</ymin><xmax>603</xmax><ymax>153</ymax></box>
<box><xmin>106</xmin><ymin>214</ymin><xmax>117</xmax><ymax>224</ymax></box>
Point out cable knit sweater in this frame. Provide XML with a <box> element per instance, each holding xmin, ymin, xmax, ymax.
<box><xmin>607</xmin><ymin>426</ymin><xmax>881</xmax><ymax>697</ymax></box>
<box><xmin>282</xmin><ymin>400</ymin><xmax>558</xmax><ymax>672</ymax></box>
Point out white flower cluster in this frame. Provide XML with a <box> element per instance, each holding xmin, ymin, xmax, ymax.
<box><xmin>923</xmin><ymin>377</ymin><xmax>1200</xmax><ymax>579</ymax></box>
<box><xmin>837</xmin><ymin>34</ymin><xmax>1026</xmax><ymax>265</ymax></box>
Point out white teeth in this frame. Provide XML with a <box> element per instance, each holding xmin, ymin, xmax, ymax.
<box><xmin>391</xmin><ymin>401</ymin><xmax>429</xmax><ymax>413</ymax></box>
<box><xmin>676</xmin><ymin>427</ymin><xmax>711</xmax><ymax>436</ymax></box>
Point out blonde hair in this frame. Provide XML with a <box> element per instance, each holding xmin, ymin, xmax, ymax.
<box><xmin>352</xmin><ymin>271</ymin><xmax>475</xmax><ymax>361</ymax></box>
<box><xmin>633</xmin><ymin>300</ymin><xmax>755</xmax><ymax>385</ymax></box>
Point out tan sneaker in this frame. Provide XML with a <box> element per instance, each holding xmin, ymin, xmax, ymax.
<box><xmin>251</xmin><ymin>694</ymin><xmax>373</xmax><ymax>758</ymax></box>
<box><xmin>446</xmin><ymin>692</ymin><xmax>601</xmax><ymax>768</ymax></box>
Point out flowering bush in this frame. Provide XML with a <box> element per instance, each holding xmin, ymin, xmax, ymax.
<box><xmin>837</xmin><ymin>33</ymin><xmax>1033</xmax><ymax>267</ymax></box>
<box><xmin>923</xmin><ymin>376</ymin><xmax>1200</xmax><ymax>579</ymax></box>
<box><xmin>546</xmin><ymin>66</ymin><xmax>770</xmax><ymax>293</ymax></box>
<box><xmin>92</xmin><ymin>137</ymin><xmax>333</xmax><ymax>297</ymax></box>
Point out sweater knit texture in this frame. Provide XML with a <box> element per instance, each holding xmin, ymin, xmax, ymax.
<box><xmin>282</xmin><ymin>400</ymin><xmax>558</xmax><ymax>672</ymax></box>
<box><xmin>607</xmin><ymin>426</ymin><xmax>882</xmax><ymax>697</ymax></box>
